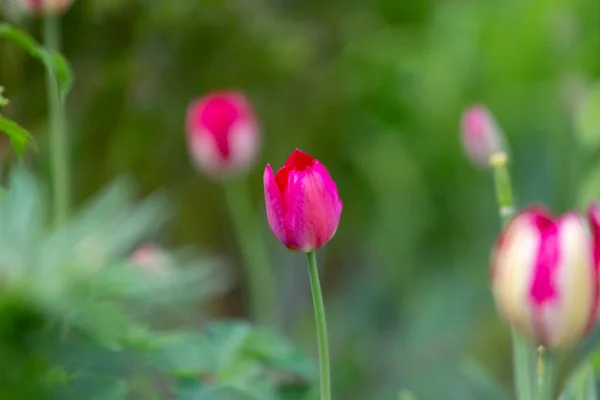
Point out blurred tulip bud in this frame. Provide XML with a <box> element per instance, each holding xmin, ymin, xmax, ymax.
<box><xmin>18</xmin><ymin>0</ymin><xmax>73</xmax><ymax>14</ymax></box>
<box><xmin>264</xmin><ymin>149</ymin><xmax>343</xmax><ymax>252</ymax></box>
<box><xmin>491</xmin><ymin>206</ymin><xmax>600</xmax><ymax>349</ymax></box>
<box><xmin>460</xmin><ymin>105</ymin><xmax>506</xmax><ymax>168</ymax></box>
<box><xmin>186</xmin><ymin>91</ymin><xmax>260</xmax><ymax>178</ymax></box>
<box><xmin>131</xmin><ymin>244</ymin><xmax>170</xmax><ymax>276</ymax></box>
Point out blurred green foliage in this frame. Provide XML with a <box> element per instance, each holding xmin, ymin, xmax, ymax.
<box><xmin>2</xmin><ymin>0</ymin><xmax>600</xmax><ymax>398</ymax></box>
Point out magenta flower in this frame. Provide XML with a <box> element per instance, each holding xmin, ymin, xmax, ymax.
<box><xmin>491</xmin><ymin>206</ymin><xmax>600</xmax><ymax>349</ymax></box>
<box><xmin>460</xmin><ymin>105</ymin><xmax>506</xmax><ymax>168</ymax></box>
<box><xmin>186</xmin><ymin>91</ymin><xmax>259</xmax><ymax>177</ymax></box>
<box><xmin>19</xmin><ymin>0</ymin><xmax>73</xmax><ymax>14</ymax></box>
<box><xmin>263</xmin><ymin>149</ymin><xmax>342</xmax><ymax>252</ymax></box>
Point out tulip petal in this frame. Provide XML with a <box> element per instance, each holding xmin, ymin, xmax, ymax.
<box><xmin>282</xmin><ymin>168</ymin><xmax>311</xmax><ymax>251</ymax></box>
<box><xmin>263</xmin><ymin>165</ymin><xmax>287</xmax><ymax>246</ymax></box>
<box><xmin>588</xmin><ymin>203</ymin><xmax>600</xmax><ymax>328</ymax></box>
<box><xmin>588</xmin><ymin>203</ymin><xmax>600</xmax><ymax>267</ymax></box>
<box><xmin>188</xmin><ymin>128</ymin><xmax>225</xmax><ymax>175</ymax></box>
<box><xmin>284</xmin><ymin>149</ymin><xmax>316</xmax><ymax>170</ymax></box>
<box><xmin>544</xmin><ymin>213</ymin><xmax>594</xmax><ymax>348</ymax></box>
<box><xmin>309</xmin><ymin>161</ymin><xmax>343</xmax><ymax>247</ymax></box>
<box><xmin>492</xmin><ymin>211</ymin><xmax>540</xmax><ymax>340</ymax></box>
<box><xmin>229</xmin><ymin>120</ymin><xmax>259</xmax><ymax>172</ymax></box>
<box><xmin>282</xmin><ymin>162</ymin><xmax>342</xmax><ymax>252</ymax></box>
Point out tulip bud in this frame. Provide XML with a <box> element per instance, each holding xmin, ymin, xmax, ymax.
<box><xmin>186</xmin><ymin>91</ymin><xmax>260</xmax><ymax>178</ymax></box>
<box><xmin>18</xmin><ymin>0</ymin><xmax>73</xmax><ymax>14</ymax></box>
<box><xmin>460</xmin><ymin>105</ymin><xmax>506</xmax><ymax>168</ymax></box>
<box><xmin>491</xmin><ymin>207</ymin><xmax>600</xmax><ymax>349</ymax></box>
<box><xmin>130</xmin><ymin>244</ymin><xmax>170</xmax><ymax>276</ymax></box>
<box><xmin>263</xmin><ymin>149</ymin><xmax>343</xmax><ymax>252</ymax></box>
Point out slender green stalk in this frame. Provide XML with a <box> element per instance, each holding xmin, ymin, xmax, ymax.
<box><xmin>490</xmin><ymin>152</ymin><xmax>534</xmax><ymax>400</ymax></box>
<box><xmin>511</xmin><ymin>329</ymin><xmax>534</xmax><ymax>400</ymax></box>
<box><xmin>306</xmin><ymin>251</ymin><xmax>331</xmax><ymax>400</ymax></box>
<box><xmin>490</xmin><ymin>152</ymin><xmax>514</xmax><ymax>227</ymax></box>
<box><xmin>536</xmin><ymin>346</ymin><xmax>555</xmax><ymax>400</ymax></box>
<box><xmin>43</xmin><ymin>15</ymin><xmax>70</xmax><ymax>226</ymax></box>
<box><xmin>223</xmin><ymin>179</ymin><xmax>276</xmax><ymax>326</ymax></box>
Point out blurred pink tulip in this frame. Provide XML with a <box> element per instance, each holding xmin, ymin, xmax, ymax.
<box><xmin>460</xmin><ymin>105</ymin><xmax>506</xmax><ymax>168</ymax></box>
<box><xmin>19</xmin><ymin>0</ymin><xmax>73</xmax><ymax>14</ymax></box>
<box><xmin>264</xmin><ymin>149</ymin><xmax>342</xmax><ymax>252</ymax></box>
<box><xmin>186</xmin><ymin>91</ymin><xmax>259</xmax><ymax>178</ymax></box>
<box><xmin>491</xmin><ymin>206</ymin><xmax>600</xmax><ymax>349</ymax></box>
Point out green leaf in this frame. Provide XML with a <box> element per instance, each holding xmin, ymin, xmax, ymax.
<box><xmin>577</xmin><ymin>163</ymin><xmax>600</xmax><ymax>209</ymax></box>
<box><xmin>205</xmin><ymin>322</ymin><xmax>253</xmax><ymax>371</ymax></box>
<box><xmin>562</xmin><ymin>363</ymin><xmax>597</xmax><ymax>400</ymax></box>
<box><xmin>576</xmin><ymin>84</ymin><xmax>600</xmax><ymax>151</ymax></box>
<box><xmin>244</xmin><ymin>327</ymin><xmax>315</xmax><ymax>381</ymax></box>
<box><xmin>0</xmin><ymin>116</ymin><xmax>35</xmax><ymax>157</ymax></box>
<box><xmin>0</xmin><ymin>23</ymin><xmax>73</xmax><ymax>102</ymax></box>
<box><xmin>148</xmin><ymin>332</ymin><xmax>214</xmax><ymax>378</ymax></box>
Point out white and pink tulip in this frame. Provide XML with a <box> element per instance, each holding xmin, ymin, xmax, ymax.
<box><xmin>186</xmin><ymin>91</ymin><xmax>260</xmax><ymax>178</ymax></box>
<box><xmin>491</xmin><ymin>206</ymin><xmax>600</xmax><ymax>349</ymax></box>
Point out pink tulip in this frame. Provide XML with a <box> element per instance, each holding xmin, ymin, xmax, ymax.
<box><xmin>264</xmin><ymin>149</ymin><xmax>342</xmax><ymax>252</ymax></box>
<box><xmin>19</xmin><ymin>0</ymin><xmax>72</xmax><ymax>14</ymax></box>
<box><xmin>491</xmin><ymin>206</ymin><xmax>600</xmax><ymax>348</ymax></box>
<box><xmin>460</xmin><ymin>105</ymin><xmax>506</xmax><ymax>168</ymax></box>
<box><xmin>186</xmin><ymin>91</ymin><xmax>259</xmax><ymax>177</ymax></box>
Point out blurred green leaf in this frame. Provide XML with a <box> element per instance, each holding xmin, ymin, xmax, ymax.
<box><xmin>206</xmin><ymin>321</ymin><xmax>314</xmax><ymax>381</ymax></box>
<box><xmin>165</xmin><ymin>322</ymin><xmax>314</xmax><ymax>399</ymax></box>
<box><xmin>0</xmin><ymin>116</ymin><xmax>35</xmax><ymax>157</ymax></box>
<box><xmin>0</xmin><ymin>168</ymin><xmax>229</xmax><ymax>397</ymax></box>
<box><xmin>460</xmin><ymin>358</ymin><xmax>510</xmax><ymax>400</ymax></box>
<box><xmin>576</xmin><ymin>84</ymin><xmax>600</xmax><ymax>151</ymax></box>
<box><xmin>0</xmin><ymin>23</ymin><xmax>73</xmax><ymax>102</ymax></box>
<box><xmin>149</xmin><ymin>332</ymin><xmax>213</xmax><ymax>378</ymax></box>
<box><xmin>577</xmin><ymin>163</ymin><xmax>600</xmax><ymax>209</ymax></box>
<box><xmin>562</xmin><ymin>363</ymin><xmax>597</xmax><ymax>400</ymax></box>
<box><xmin>90</xmin><ymin>379</ymin><xmax>127</xmax><ymax>400</ymax></box>
<box><xmin>244</xmin><ymin>327</ymin><xmax>315</xmax><ymax>381</ymax></box>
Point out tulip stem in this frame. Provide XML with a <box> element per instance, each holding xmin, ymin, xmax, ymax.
<box><xmin>491</xmin><ymin>152</ymin><xmax>535</xmax><ymax>400</ymax></box>
<box><xmin>223</xmin><ymin>179</ymin><xmax>276</xmax><ymax>327</ymax></box>
<box><xmin>511</xmin><ymin>330</ymin><xmax>534</xmax><ymax>400</ymax></box>
<box><xmin>490</xmin><ymin>152</ymin><xmax>514</xmax><ymax>226</ymax></box>
<box><xmin>537</xmin><ymin>346</ymin><xmax>555</xmax><ymax>400</ymax></box>
<box><xmin>43</xmin><ymin>14</ymin><xmax>70</xmax><ymax>227</ymax></box>
<box><xmin>306</xmin><ymin>251</ymin><xmax>331</xmax><ymax>400</ymax></box>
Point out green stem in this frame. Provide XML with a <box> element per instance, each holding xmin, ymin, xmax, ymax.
<box><xmin>306</xmin><ymin>251</ymin><xmax>331</xmax><ymax>400</ymax></box>
<box><xmin>511</xmin><ymin>329</ymin><xmax>534</xmax><ymax>400</ymax></box>
<box><xmin>536</xmin><ymin>346</ymin><xmax>555</xmax><ymax>400</ymax></box>
<box><xmin>490</xmin><ymin>152</ymin><xmax>534</xmax><ymax>400</ymax></box>
<box><xmin>490</xmin><ymin>152</ymin><xmax>514</xmax><ymax>226</ymax></box>
<box><xmin>223</xmin><ymin>179</ymin><xmax>276</xmax><ymax>326</ymax></box>
<box><xmin>43</xmin><ymin>14</ymin><xmax>70</xmax><ymax>227</ymax></box>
